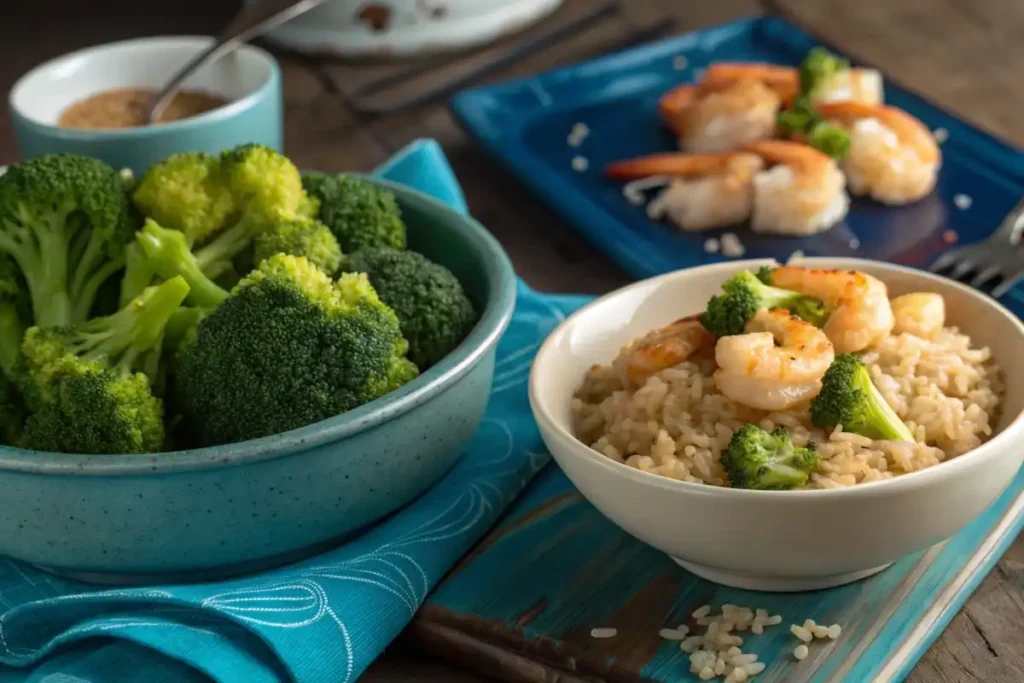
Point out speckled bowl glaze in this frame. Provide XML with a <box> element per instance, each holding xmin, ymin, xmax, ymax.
<box><xmin>0</xmin><ymin>177</ymin><xmax>515</xmax><ymax>584</ymax></box>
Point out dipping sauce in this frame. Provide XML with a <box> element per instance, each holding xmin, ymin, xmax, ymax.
<box><xmin>57</xmin><ymin>87</ymin><xmax>230</xmax><ymax>129</ymax></box>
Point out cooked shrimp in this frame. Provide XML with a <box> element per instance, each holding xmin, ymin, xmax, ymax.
<box><xmin>768</xmin><ymin>266</ymin><xmax>895</xmax><ymax>353</ymax></box>
<box><xmin>714</xmin><ymin>308</ymin><xmax>835</xmax><ymax>411</ymax></box>
<box><xmin>742</xmin><ymin>140</ymin><xmax>849</xmax><ymax>236</ymax></box>
<box><xmin>891</xmin><ymin>292</ymin><xmax>945</xmax><ymax>339</ymax></box>
<box><xmin>658</xmin><ymin>79</ymin><xmax>782</xmax><ymax>154</ymax></box>
<box><xmin>816</xmin><ymin>102</ymin><xmax>940</xmax><ymax>205</ymax></box>
<box><xmin>613</xmin><ymin>315</ymin><xmax>714</xmax><ymax>388</ymax></box>
<box><xmin>702</xmin><ymin>62</ymin><xmax>883</xmax><ymax>106</ymax></box>
<box><xmin>604</xmin><ymin>141</ymin><xmax>847</xmax><ymax>235</ymax></box>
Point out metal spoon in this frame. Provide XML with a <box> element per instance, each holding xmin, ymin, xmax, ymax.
<box><xmin>145</xmin><ymin>0</ymin><xmax>331</xmax><ymax>124</ymax></box>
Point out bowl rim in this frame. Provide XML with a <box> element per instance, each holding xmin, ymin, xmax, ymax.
<box><xmin>8</xmin><ymin>35</ymin><xmax>280</xmax><ymax>139</ymax></box>
<box><xmin>0</xmin><ymin>176</ymin><xmax>517</xmax><ymax>475</ymax></box>
<box><xmin>530</xmin><ymin>256</ymin><xmax>1024</xmax><ymax>501</ymax></box>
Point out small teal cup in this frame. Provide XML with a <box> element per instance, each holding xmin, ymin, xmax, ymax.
<box><xmin>9</xmin><ymin>36</ymin><xmax>282</xmax><ymax>176</ymax></box>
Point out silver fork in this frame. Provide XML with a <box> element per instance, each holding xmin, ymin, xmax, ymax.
<box><xmin>929</xmin><ymin>197</ymin><xmax>1024</xmax><ymax>298</ymax></box>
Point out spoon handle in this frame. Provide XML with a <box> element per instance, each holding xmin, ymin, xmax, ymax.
<box><xmin>147</xmin><ymin>0</ymin><xmax>328</xmax><ymax>124</ymax></box>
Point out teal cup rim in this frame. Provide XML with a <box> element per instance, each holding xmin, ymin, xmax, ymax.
<box><xmin>0</xmin><ymin>177</ymin><xmax>517</xmax><ymax>475</ymax></box>
<box><xmin>8</xmin><ymin>35</ymin><xmax>281</xmax><ymax>142</ymax></box>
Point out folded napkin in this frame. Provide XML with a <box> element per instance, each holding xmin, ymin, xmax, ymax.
<box><xmin>0</xmin><ymin>140</ymin><xmax>592</xmax><ymax>683</ymax></box>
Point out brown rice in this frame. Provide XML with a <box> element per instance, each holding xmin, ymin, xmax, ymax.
<box><xmin>572</xmin><ymin>326</ymin><xmax>1003</xmax><ymax>490</ymax></box>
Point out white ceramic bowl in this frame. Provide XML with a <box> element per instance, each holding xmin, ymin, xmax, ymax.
<box><xmin>529</xmin><ymin>258</ymin><xmax>1024</xmax><ymax>591</ymax></box>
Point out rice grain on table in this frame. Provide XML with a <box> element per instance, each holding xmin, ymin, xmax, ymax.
<box><xmin>572</xmin><ymin>321</ymin><xmax>1003</xmax><ymax>490</ymax></box>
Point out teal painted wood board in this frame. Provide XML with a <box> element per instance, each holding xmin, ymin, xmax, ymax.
<box><xmin>411</xmin><ymin>462</ymin><xmax>1024</xmax><ymax>682</ymax></box>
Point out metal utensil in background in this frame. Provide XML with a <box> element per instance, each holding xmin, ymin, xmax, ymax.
<box><xmin>929</xmin><ymin>197</ymin><xmax>1024</xmax><ymax>297</ymax></box>
<box><xmin>145</xmin><ymin>0</ymin><xmax>332</xmax><ymax>124</ymax></box>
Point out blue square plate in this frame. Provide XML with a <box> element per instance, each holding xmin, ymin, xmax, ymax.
<box><xmin>451</xmin><ymin>16</ymin><xmax>1024</xmax><ymax>303</ymax></box>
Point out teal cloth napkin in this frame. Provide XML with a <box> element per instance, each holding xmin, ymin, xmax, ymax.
<box><xmin>0</xmin><ymin>140</ymin><xmax>592</xmax><ymax>683</ymax></box>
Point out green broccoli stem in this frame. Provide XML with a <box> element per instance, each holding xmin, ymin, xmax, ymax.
<box><xmin>68</xmin><ymin>276</ymin><xmax>190</xmax><ymax>378</ymax></box>
<box><xmin>120</xmin><ymin>242</ymin><xmax>156</xmax><ymax>308</ymax></box>
<box><xmin>137</xmin><ymin>221</ymin><xmax>229</xmax><ymax>308</ymax></box>
<box><xmin>862</xmin><ymin>379</ymin><xmax>915</xmax><ymax>441</ymax></box>
<box><xmin>194</xmin><ymin>219</ymin><xmax>252</xmax><ymax>277</ymax></box>
<box><xmin>0</xmin><ymin>224</ymin><xmax>72</xmax><ymax>328</ymax></box>
<box><xmin>0</xmin><ymin>303</ymin><xmax>25</xmax><ymax>377</ymax></box>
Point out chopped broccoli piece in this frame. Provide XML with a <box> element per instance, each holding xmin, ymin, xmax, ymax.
<box><xmin>131</xmin><ymin>151</ymin><xmax>235</xmax><ymax>245</ymax></box>
<box><xmin>253</xmin><ymin>215</ymin><xmax>342</xmax><ymax>275</ymax></box>
<box><xmin>343</xmin><ymin>248</ymin><xmax>476</xmax><ymax>369</ymax></box>
<box><xmin>220</xmin><ymin>144</ymin><xmax>306</xmax><ymax>230</ymax></box>
<box><xmin>777</xmin><ymin>97</ymin><xmax>851</xmax><ymax>161</ymax></box>
<box><xmin>699</xmin><ymin>270</ymin><xmax>829</xmax><ymax>338</ymax></box>
<box><xmin>0</xmin><ymin>154</ymin><xmax>136</xmax><ymax>327</ymax></box>
<box><xmin>302</xmin><ymin>173</ymin><xmax>407</xmax><ymax>253</ymax></box>
<box><xmin>799</xmin><ymin>47</ymin><xmax>850</xmax><ymax>96</ymax></box>
<box><xmin>17</xmin><ymin>277</ymin><xmax>190</xmax><ymax>454</ymax></box>
<box><xmin>811</xmin><ymin>353</ymin><xmax>915</xmax><ymax>441</ymax></box>
<box><xmin>723</xmin><ymin>423</ymin><xmax>820</xmax><ymax>490</ymax></box>
<box><xmin>754</xmin><ymin>265</ymin><xmax>775</xmax><ymax>285</ymax></box>
<box><xmin>135</xmin><ymin>219</ymin><xmax>230</xmax><ymax>309</ymax></box>
<box><xmin>171</xmin><ymin>254</ymin><xmax>418</xmax><ymax>447</ymax></box>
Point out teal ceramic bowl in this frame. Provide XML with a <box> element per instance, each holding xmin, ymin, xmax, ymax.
<box><xmin>0</xmin><ymin>177</ymin><xmax>516</xmax><ymax>584</ymax></box>
<box><xmin>9</xmin><ymin>36</ymin><xmax>283</xmax><ymax>175</ymax></box>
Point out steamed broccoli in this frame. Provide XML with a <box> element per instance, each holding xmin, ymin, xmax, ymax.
<box><xmin>777</xmin><ymin>98</ymin><xmax>851</xmax><ymax>160</ymax></box>
<box><xmin>723</xmin><ymin>423</ymin><xmax>820</xmax><ymax>490</ymax></box>
<box><xmin>0</xmin><ymin>154</ymin><xmax>136</xmax><ymax>327</ymax></box>
<box><xmin>252</xmin><ymin>215</ymin><xmax>342</xmax><ymax>275</ymax></box>
<box><xmin>343</xmin><ymin>248</ymin><xmax>476</xmax><ymax>369</ymax></box>
<box><xmin>810</xmin><ymin>353</ymin><xmax>914</xmax><ymax>441</ymax></box>
<box><xmin>171</xmin><ymin>254</ymin><xmax>418</xmax><ymax>447</ymax></box>
<box><xmin>17</xmin><ymin>277</ymin><xmax>190</xmax><ymax>454</ymax></box>
<box><xmin>799</xmin><ymin>47</ymin><xmax>850</xmax><ymax>96</ymax></box>
<box><xmin>699</xmin><ymin>270</ymin><xmax>830</xmax><ymax>338</ymax></box>
<box><xmin>135</xmin><ymin>219</ymin><xmax>230</xmax><ymax>309</ymax></box>
<box><xmin>302</xmin><ymin>172</ymin><xmax>407</xmax><ymax>252</ymax></box>
<box><xmin>128</xmin><ymin>145</ymin><xmax>318</xmax><ymax>300</ymax></box>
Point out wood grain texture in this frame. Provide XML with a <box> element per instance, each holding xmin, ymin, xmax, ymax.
<box><xmin>0</xmin><ymin>0</ymin><xmax>1023</xmax><ymax>681</ymax></box>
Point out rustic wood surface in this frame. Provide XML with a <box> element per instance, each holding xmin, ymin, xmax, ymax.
<box><xmin>2</xmin><ymin>0</ymin><xmax>1023</xmax><ymax>680</ymax></box>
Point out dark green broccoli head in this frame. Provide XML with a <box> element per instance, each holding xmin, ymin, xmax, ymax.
<box><xmin>253</xmin><ymin>215</ymin><xmax>342</xmax><ymax>275</ymax></box>
<box><xmin>699</xmin><ymin>270</ymin><xmax>830</xmax><ymax>338</ymax></box>
<box><xmin>19</xmin><ymin>356</ymin><xmax>165</xmax><ymax>455</ymax></box>
<box><xmin>15</xmin><ymin>277</ymin><xmax>188</xmax><ymax>455</ymax></box>
<box><xmin>171</xmin><ymin>254</ymin><xmax>419</xmax><ymax>447</ymax></box>
<box><xmin>723</xmin><ymin>423</ymin><xmax>820</xmax><ymax>490</ymax></box>
<box><xmin>132</xmin><ymin>151</ymin><xmax>235</xmax><ymax>245</ymax></box>
<box><xmin>302</xmin><ymin>173</ymin><xmax>407</xmax><ymax>253</ymax></box>
<box><xmin>777</xmin><ymin>97</ymin><xmax>851</xmax><ymax>161</ymax></box>
<box><xmin>0</xmin><ymin>153</ymin><xmax>136</xmax><ymax>327</ymax></box>
<box><xmin>810</xmin><ymin>353</ymin><xmax>914</xmax><ymax>441</ymax></box>
<box><xmin>343</xmin><ymin>248</ymin><xmax>476</xmax><ymax>369</ymax></box>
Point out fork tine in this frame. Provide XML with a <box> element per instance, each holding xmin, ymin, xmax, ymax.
<box><xmin>992</xmin><ymin>270</ymin><xmax>1024</xmax><ymax>299</ymax></box>
<box><xmin>929</xmin><ymin>251</ymin><xmax>960</xmax><ymax>273</ymax></box>
<box><xmin>949</xmin><ymin>259</ymin><xmax>976</xmax><ymax>280</ymax></box>
<box><xmin>970</xmin><ymin>264</ymin><xmax>1002</xmax><ymax>289</ymax></box>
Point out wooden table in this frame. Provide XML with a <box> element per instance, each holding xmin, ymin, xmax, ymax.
<box><xmin>2</xmin><ymin>1</ymin><xmax>1024</xmax><ymax>680</ymax></box>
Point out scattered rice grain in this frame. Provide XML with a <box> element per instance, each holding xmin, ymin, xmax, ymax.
<box><xmin>790</xmin><ymin>625</ymin><xmax>813</xmax><ymax>642</ymax></box>
<box><xmin>623</xmin><ymin>175</ymin><xmax>671</xmax><ymax>206</ymax></box>
<box><xmin>745</xmin><ymin>662</ymin><xmax>766</xmax><ymax>675</ymax></box>
<box><xmin>721</xmin><ymin>232</ymin><xmax>746</xmax><ymax>258</ymax></box>
<box><xmin>590</xmin><ymin>627</ymin><xmax>617</xmax><ymax>639</ymax></box>
<box><xmin>954</xmin><ymin>193</ymin><xmax>972</xmax><ymax>210</ymax></box>
<box><xmin>827</xmin><ymin>624</ymin><xmax>842</xmax><ymax>639</ymax></box>
<box><xmin>567</xmin><ymin>122</ymin><xmax>590</xmax><ymax>147</ymax></box>
<box><xmin>699</xmin><ymin>666</ymin><xmax>716</xmax><ymax>681</ymax></box>
<box><xmin>659</xmin><ymin>627</ymin><xmax>687</xmax><ymax>640</ymax></box>
<box><xmin>693</xmin><ymin>605</ymin><xmax>712</xmax><ymax>619</ymax></box>
<box><xmin>571</xmin><ymin>155</ymin><xmax>589</xmax><ymax>172</ymax></box>
<box><xmin>933</xmin><ymin>127</ymin><xmax>948</xmax><ymax>143</ymax></box>
<box><xmin>673</xmin><ymin>55</ymin><xmax>689</xmax><ymax>70</ymax></box>
<box><xmin>794</xmin><ymin>644</ymin><xmax>809</xmax><ymax>660</ymax></box>
<box><xmin>704</xmin><ymin>237</ymin><xmax>721</xmax><ymax>254</ymax></box>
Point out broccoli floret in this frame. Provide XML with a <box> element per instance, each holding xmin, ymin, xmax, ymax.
<box><xmin>0</xmin><ymin>154</ymin><xmax>136</xmax><ymax>327</ymax></box>
<box><xmin>252</xmin><ymin>215</ymin><xmax>342</xmax><ymax>275</ymax></box>
<box><xmin>220</xmin><ymin>144</ymin><xmax>306</xmax><ymax>228</ymax></box>
<box><xmin>135</xmin><ymin>219</ymin><xmax>230</xmax><ymax>309</ymax></box>
<box><xmin>799</xmin><ymin>47</ymin><xmax>850</xmax><ymax>96</ymax></box>
<box><xmin>302</xmin><ymin>173</ymin><xmax>407</xmax><ymax>253</ymax></box>
<box><xmin>132</xmin><ymin>151</ymin><xmax>235</xmax><ymax>246</ymax></box>
<box><xmin>17</xmin><ymin>277</ymin><xmax>190</xmax><ymax>454</ymax></box>
<box><xmin>699</xmin><ymin>270</ymin><xmax>829</xmax><ymax>338</ymax></box>
<box><xmin>171</xmin><ymin>254</ymin><xmax>418</xmax><ymax>447</ymax></box>
<box><xmin>777</xmin><ymin>97</ymin><xmax>851</xmax><ymax>161</ymax></box>
<box><xmin>723</xmin><ymin>423</ymin><xmax>820</xmax><ymax>490</ymax></box>
<box><xmin>811</xmin><ymin>353</ymin><xmax>915</xmax><ymax>441</ymax></box>
<box><xmin>343</xmin><ymin>248</ymin><xmax>476</xmax><ymax>369</ymax></box>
